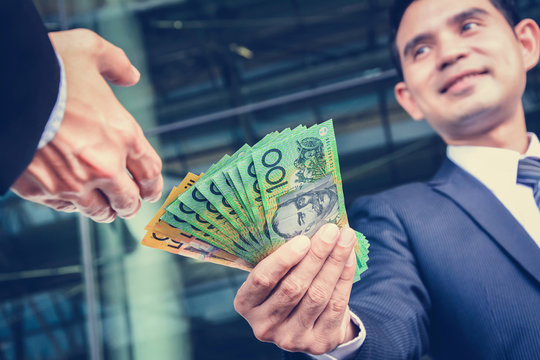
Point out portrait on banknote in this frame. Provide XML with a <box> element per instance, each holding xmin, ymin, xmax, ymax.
<box><xmin>271</xmin><ymin>175</ymin><xmax>338</xmax><ymax>239</ymax></box>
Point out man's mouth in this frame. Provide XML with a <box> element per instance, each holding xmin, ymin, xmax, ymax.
<box><xmin>440</xmin><ymin>70</ymin><xmax>489</xmax><ymax>94</ymax></box>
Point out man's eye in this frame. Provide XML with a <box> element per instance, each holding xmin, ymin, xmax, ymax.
<box><xmin>462</xmin><ymin>22</ymin><xmax>479</xmax><ymax>32</ymax></box>
<box><xmin>414</xmin><ymin>46</ymin><xmax>430</xmax><ymax>59</ymax></box>
<box><xmin>296</xmin><ymin>196</ymin><xmax>308</xmax><ymax>207</ymax></box>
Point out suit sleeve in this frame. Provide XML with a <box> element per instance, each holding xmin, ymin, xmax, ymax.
<box><xmin>0</xmin><ymin>0</ymin><xmax>60</xmax><ymax>194</ymax></box>
<box><xmin>282</xmin><ymin>194</ymin><xmax>431</xmax><ymax>360</ymax></box>
<box><xmin>346</xmin><ymin>195</ymin><xmax>431</xmax><ymax>360</ymax></box>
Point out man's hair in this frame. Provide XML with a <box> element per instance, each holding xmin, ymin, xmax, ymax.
<box><xmin>389</xmin><ymin>0</ymin><xmax>521</xmax><ymax>79</ymax></box>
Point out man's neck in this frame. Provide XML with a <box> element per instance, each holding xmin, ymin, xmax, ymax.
<box><xmin>443</xmin><ymin>109</ymin><xmax>530</xmax><ymax>154</ymax></box>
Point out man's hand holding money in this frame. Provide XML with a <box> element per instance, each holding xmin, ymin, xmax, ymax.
<box><xmin>234</xmin><ymin>223</ymin><xmax>358</xmax><ymax>355</ymax></box>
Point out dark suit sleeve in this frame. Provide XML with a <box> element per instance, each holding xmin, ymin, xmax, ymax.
<box><xmin>282</xmin><ymin>194</ymin><xmax>431</xmax><ymax>360</ymax></box>
<box><xmin>0</xmin><ymin>0</ymin><xmax>60</xmax><ymax>194</ymax></box>
<box><xmin>346</xmin><ymin>195</ymin><xmax>431</xmax><ymax>359</ymax></box>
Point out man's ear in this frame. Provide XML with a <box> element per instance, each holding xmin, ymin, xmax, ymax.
<box><xmin>515</xmin><ymin>18</ymin><xmax>540</xmax><ymax>71</ymax></box>
<box><xmin>394</xmin><ymin>81</ymin><xmax>424</xmax><ymax>121</ymax></box>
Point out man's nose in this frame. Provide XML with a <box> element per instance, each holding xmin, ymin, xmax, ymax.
<box><xmin>436</xmin><ymin>34</ymin><xmax>469</xmax><ymax>71</ymax></box>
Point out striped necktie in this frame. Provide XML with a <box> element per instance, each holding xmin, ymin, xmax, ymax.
<box><xmin>516</xmin><ymin>156</ymin><xmax>540</xmax><ymax>209</ymax></box>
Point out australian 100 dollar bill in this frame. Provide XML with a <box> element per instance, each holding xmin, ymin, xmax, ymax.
<box><xmin>252</xmin><ymin>119</ymin><xmax>347</xmax><ymax>244</ymax></box>
<box><xmin>251</xmin><ymin>119</ymin><xmax>369</xmax><ymax>278</ymax></box>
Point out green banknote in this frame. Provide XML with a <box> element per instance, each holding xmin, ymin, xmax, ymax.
<box><xmin>235</xmin><ymin>128</ymin><xmax>310</xmax><ymax>250</ymax></box>
<box><xmin>252</xmin><ymin>119</ymin><xmax>348</xmax><ymax>243</ymax></box>
<box><xmin>153</xmin><ymin>120</ymin><xmax>369</xmax><ymax>279</ymax></box>
<box><xmin>164</xmin><ymin>146</ymin><xmax>262</xmax><ymax>263</ymax></box>
<box><xmin>210</xmin><ymin>170</ymin><xmax>265</xmax><ymax>242</ymax></box>
<box><xmin>190</xmin><ymin>144</ymin><xmax>268</xmax><ymax>258</ymax></box>
<box><xmin>223</xmin><ymin>132</ymin><xmax>280</xmax><ymax>226</ymax></box>
<box><xmin>159</xmin><ymin>210</ymin><xmax>246</xmax><ymax>256</ymax></box>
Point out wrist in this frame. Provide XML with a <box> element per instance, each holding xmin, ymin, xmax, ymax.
<box><xmin>343</xmin><ymin>316</ymin><xmax>360</xmax><ymax>344</ymax></box>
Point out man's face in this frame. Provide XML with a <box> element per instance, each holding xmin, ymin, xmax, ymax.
<box><xmin>394</xmin><ymin>0</ymin><xmax>536</xmax><ymax>143</ymax></box>
<box><xmin>273</xmin><ymin>190</ymin><xmax>334</xmax><ymax>237</ymax></box>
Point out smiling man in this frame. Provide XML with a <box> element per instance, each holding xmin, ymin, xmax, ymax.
<box><xmin>234</xmin><ymin>1</ymin><xmax>540</xmax><ymax>359</ymax></box>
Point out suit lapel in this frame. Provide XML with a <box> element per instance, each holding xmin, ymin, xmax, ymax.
<box><xmin>430</xmin><ymin>158</ymin><xmax>540</xmax><ymax>286</ymax></box>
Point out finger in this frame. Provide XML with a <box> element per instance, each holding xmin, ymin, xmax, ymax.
<box><xmin>75</xmin><ymin>189</ymin><xmax>117</xmax><ymax>223</ymax></box>
<box><xmin>234</xmin><ymin>235</ymin><xmax>311</xmax><ymax>312</ymax></box>
<box><xmin>42</xmin><ymin>199</ymin><xmax>77</xmax><ymax>212</ymax></box>
<box><xmin>99</xmin><ymin>171</ymin><xmax>141</xmax><ymax>218</ymax></box>
<box><xmin>126</xmin><ymin>127</ymin><xmax>164</xmax><ymax>202</ymax></box>
<box><xmin>96</xmin><ymin>37</ymin><xmax>140</xmax><ymax>86</ymax></box>
<box><xmin>254</xmin><ymin>223</ymin><xmax>341</xmax><ymax>324</ymax></box>
<box><xmin>294</xmin><ymin>227</ymin><xmax>357</xmax><ymax>329</ymax></box>
<box><xmin>313</xmin><ymin>248</ymin><xmax>357</xmax><ymax>334</ymax></box>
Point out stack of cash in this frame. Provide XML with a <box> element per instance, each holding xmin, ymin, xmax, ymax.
<box><xmin>142</xmin><ymin>119</ymin><xmax>370</xmax><ymax>281</ymax></box>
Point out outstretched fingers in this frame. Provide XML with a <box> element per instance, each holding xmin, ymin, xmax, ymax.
<box><xmin>234</xmin><ymin>235</ymin><xmax>311</xmax><ymax>312</ymax></box>
<box><xmin>313</xmin><ymin>248</ymin><xmax>357</xmax><ymax>345</ymax></box>
<box><xmin>292</xmin><ymin>227</ymin><xmax>357</xmax><ymax>331</ymax></box>
<box><xmin>256</xmin><ymin>223</ymin><xmax>341</xmax><ymax>324</ymax></box>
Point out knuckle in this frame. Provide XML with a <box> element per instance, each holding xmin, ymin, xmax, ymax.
<box><xmin>305</xmin><ymin>284</ymin><xmax>329</xmax><ymax>305</ymax></box>
<box><xmin>125</xmin><ymin>124</ymin><xmax>141</xmax><ymax>148</ymax></box>
<box><xmin>250</xmin><ymin>270</ymin><xmax>274</xmax><ymax>290</ymax></box>
<box><xmin>278</xmin><ymin>277</ymin><xmax>305</xmax><ymax>303</ymax></box>
<box><xmin>252</xmin><ymin>324</ymin><xmax>272</xmax><ymax>343</ymax></box>
<box><xmin>340</xmin><ymin>266</ymin><xmax>356</xmax><ymax>282</ymax></box>
<box><xmin>87</xmin><ymin>206</ymin><xmax>106</xmax><ymax>218</ymax></box>
<box><xmin>328</xmin><ymin>249</ymin><xmax>348</xmax><ymax>267</ymax></box>
<box><xmin>74</xmin><ymin>29</ymin><xmax>101</xmax><ymax>52</ymax></box>
<box><xmin>328</xmin><ymin>298</ymin><xmax>349</xmax><ymax>316</ymax></box>
<box><xmin>119</xmin><ymin>197</ymin><xmax>140</xmax><ymax>216</ymax></box>
<box><xmin>233</xmin><ymin>297</ymin><xmax>244</xmax><ymax>314</ymax></box>
<box><xmin>279</xmin><ymin>339</ymin><xmax>300</xmax><ymax>353</ymax></box>
<box><xmin>142</xmin><ymin>158</ymin><xmax>162</xmax><ymax>180</ymax></box>
<box><xmin>116</xmin><ymin>47</ymin><xmax>128</xmax><ymax>61</ymax></box>
<box><xmin>275</xmin><ymin>333</ymin><xmax>301</xmax><ymax>352</ymax></box>
<box><xmin>308</xmin><ymin>342</ymin><xmax>333</xmax><ymax>355</ymax></box>
<box><xmin>308</xmin><ymin>247</ymin><xmax>328</xmax><ymax>263</ymax></box>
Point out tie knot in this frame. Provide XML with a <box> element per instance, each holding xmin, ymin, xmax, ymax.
<box><xmin>517</xmin><ymin>157</ymin><xmax>540</xmax><ymax>190</ymax></box>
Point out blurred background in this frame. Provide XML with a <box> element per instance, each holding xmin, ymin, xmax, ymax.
<box><xmin>1</xmin><ymin>0</ymin><xmax>540</xmax><ymax>359</ymax></box>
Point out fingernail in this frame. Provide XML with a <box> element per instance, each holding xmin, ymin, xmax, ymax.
<box><xmin>321</xmin><ymin>223</ymin><xmax>339</xmax><ymax>244</ymax></box>
<box><xmin>291</xmin><ymin>235</ymin><xmax>310</xmax><ymax>254</ymax></box>
<box><xmin>346</xmin><ymin>250</ymin><xmax>356</xmax><ymax>267</ymax></box>
<box><xmin>338</xmin><ymin>228</ymin><xmax>356</xmax><ymax>247</ymax></box>
<box><xmin>147</xmin><ymin>192</ymin><xmax>162</xmax><ymax>203</ymax></box>
<box><xmin>123</xmin><ymin>211</ymin><xmax>138</xmax><ymax>219</ymax></box>
<box><xmin>131</xmin><ymin>65</ymin><xmax>140</xmax><ymax>80</ymax></box>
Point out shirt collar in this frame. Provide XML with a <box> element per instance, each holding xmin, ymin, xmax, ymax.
<box><xmin>446</xmin><ymin>133</ymin><xmax>540</xmax><ymax>193</ymax></box>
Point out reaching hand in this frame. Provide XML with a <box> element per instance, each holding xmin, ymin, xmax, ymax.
<box><xmin>234</xmin><ymin>223</ymin><xmax>358</xmax><ymax>355</ymax></box>
<box><xmin>11</xmin><ymin>29</ymin><xmax>163</xmax><ymax>222</ymax></box>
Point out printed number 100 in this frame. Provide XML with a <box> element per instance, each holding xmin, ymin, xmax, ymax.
<box><xmin>262</xmin><ymin>149</ymin><xmax>288</xmax><ymax>194</ymax></box>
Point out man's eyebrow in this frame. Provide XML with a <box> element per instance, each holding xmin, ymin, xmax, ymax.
<box><xmin>449</xmin><ymin>7</ymin><xmax>489</xmax><ymax>27</ymax></box>
<box><xmin>402</xmin><ymin>7</ymin><xmax>489</xmax><ymax>59</ymax></box>
<box><xmin>403</xmin><ymin>33</ymin><xmax>434</xmax><ymax>59</ymax></box>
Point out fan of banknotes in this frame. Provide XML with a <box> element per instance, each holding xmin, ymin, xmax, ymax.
<box><xmin>142</xmin><ymin>119</ymin><xmax>370</xmax><ymax>281</ymax></box>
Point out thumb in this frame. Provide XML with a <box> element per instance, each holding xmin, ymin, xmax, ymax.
<box><xmin>97</xmin><ymin>38</ymin><xmax>140</xmax><ymax>86</ymax></box>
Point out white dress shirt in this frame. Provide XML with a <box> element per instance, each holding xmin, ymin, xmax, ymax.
<box><xmin>311</xmin><ymin>133</ymin><xmax>540</xmax><ymax>360</ymax></box>
<box><xmin>38</xmin><ymin>52</ymin><xmax>67</xmax><ymax>149</ymax></box>
<box><xmin>446</xmin><ymin>133</ymin><xmax>540</xmax><ymax>245</ymax></box>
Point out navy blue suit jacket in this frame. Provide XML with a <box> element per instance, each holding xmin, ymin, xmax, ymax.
<box><xmin>284</xmin><ymin>158</ymin><xmax>540</xmax><ymax>360</ymax></box>
<box><xmin>0</xmin><ymin>0</ymin><xmax>60</xmax><ymax>194</ymax></box>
